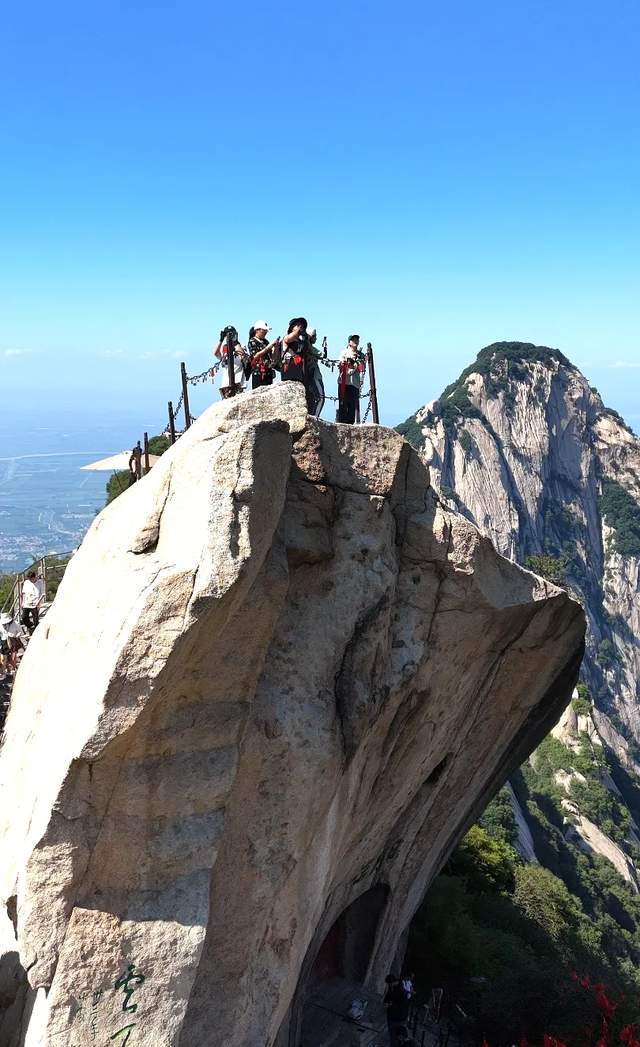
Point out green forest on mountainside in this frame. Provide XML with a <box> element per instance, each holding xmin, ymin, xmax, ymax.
<box><xmin>600</xmin><ymin>480</ymin><xmax>640</xmax><ymax>558</ymax></box>
<box><xmin>397</xmin><ymin>342</ymin><xmax>575</xmax><ymax>437</ymax></box>
<box><xmin>397</xmin><ymin>342</ymin><xmax>640</xmax><ymax>1041</ymax></box>
<box><xmin>409</xmin><ymin>684</ymin><xmax>640</xmax><ymax>1040</ymax></box>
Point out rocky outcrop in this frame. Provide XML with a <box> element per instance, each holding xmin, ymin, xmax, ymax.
<box><xmin>0</xmin><ymin>383</ymin><xmax>584</xmax><ymax>1047</ymax></box>
<box><xmin>400</xmin><ymin>342</ymin><xmax>640</xmax><ymax>885</ymax></box>
<box><xmin>505</xmin><ymin>782</ymin><xmax>538</xmax><ymax>863</ymax></box>
<box><xmin>408</xmin><ymin>344</ymin><xmax>640</xmax><ymax>738</ymax></box>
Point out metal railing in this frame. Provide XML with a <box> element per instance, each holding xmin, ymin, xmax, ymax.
<box><xmin>1</xmin><ymin>551</ymin><xmax>74</xmax><ymax>623</ymax></box>
<box><xmin>166</xmin><ymin>341</ymin><xmax>381</xmax><ymax>439</ymax></box>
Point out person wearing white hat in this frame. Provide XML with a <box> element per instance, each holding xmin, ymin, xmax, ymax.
<box><xmin>0</xmin><ymin>611</ymin><xmax>24</xmax><ymax>675</ymax></box>
<box><xmin>247</xmin><ymin>322</ymin><xmax>281</xmax><ymax>390</ymax></box>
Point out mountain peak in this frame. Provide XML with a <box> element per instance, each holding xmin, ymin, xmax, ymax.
<box><xmin>397</xmin><ymin>342</ymin><xmax>634</xmax><ymax>448</ymax></box>
<box><xmin>438</xmin><ymin>341</ymin><xmax>577</xmax><ymax>422</ymax></box>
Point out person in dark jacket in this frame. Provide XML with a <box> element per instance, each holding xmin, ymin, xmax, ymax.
<box><xmin>247</xmin><ymin>321</ymin><xmax>280</xmax><ymax>389</ymax></box>
<box><xmin>280</xmin><ymin>317</ymin><xmax>309</xmax><ymax>384</ymax></box>
<box><xmin>304</xmin><ymin>327</ymin><xmax>326</xmax><ymax>417</ymax></box>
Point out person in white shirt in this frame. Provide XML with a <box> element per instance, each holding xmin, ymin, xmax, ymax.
<box><xmin>0</xmin><ymin>612</ymin><xmax>24</xmax><ymax>673</ymax></box>
<box><xmin>337</xmin><ymin>334</ymin><xmax>366</xmax><ymax>424</ymax></box>
<box><xmin>215</xmin><ymin>325</ymin><xmax>248</xmax><ymax>398</ymax></box>
<box><xmin>21</xmin><ymin>572</ymin><xmax>40</xmax><ymax>634</ymax></box>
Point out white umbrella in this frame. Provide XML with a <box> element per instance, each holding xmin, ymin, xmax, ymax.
<box><xmin>81</xmin><ymin>452</ymin><xmax>161</xmax><ymax>472</ymax></box>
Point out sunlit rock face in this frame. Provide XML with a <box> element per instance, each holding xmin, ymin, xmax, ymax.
<box><xmin>403</xmin><ymin>341</ymin><xmax>640</xmax><ymax>896</ymax></box>
<box><xmin>410</xmin><ymin>344</ymin><xmax>640</xmax><ymax>740</ymax></box>
<box><xmin>0</xmin><ymin>382</ymin><xmax>584</xmax><ymax>1047</ymax></box>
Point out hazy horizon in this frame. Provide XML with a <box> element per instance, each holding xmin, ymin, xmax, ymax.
<box><xmin>3</xmin><ymin>338</ymin><xmax>638</xmax><ymax>441</ymax></box>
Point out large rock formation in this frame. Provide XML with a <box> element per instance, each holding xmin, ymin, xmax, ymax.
<box><xmin>0</xmin><ymin>383</ymin><xmax>584</xmax><ymax>1047</ymax></box>
<box><xmin>403</xmin><ymin>342</ymin><xmax>640</xmax><ymax>738</ymax></box>
<box><xmin>399</xmin><ymin>341</ymin><xmax>640</xmax><ymax>910</ymax></box>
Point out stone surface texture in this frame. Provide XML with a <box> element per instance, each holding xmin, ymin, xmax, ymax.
<box><xmin>406</xmin><ymin>343</ymin><xmax>640</xmax><ymax>885</ymax></box>
<box><xmin>0</xmin><ymin>383</ymin><xmax>584</xmax><ymax>1047</ymax></box>
<box><xmin>416</xmin><ymin>353</ymin><xmax>640</xmax><ymax>738</ymax></box>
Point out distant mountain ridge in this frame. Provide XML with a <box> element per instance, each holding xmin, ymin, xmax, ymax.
<box><xmin>398</xmin><ymin>342</ymin><xmax>640</xmax><ymax>993</ymax></box>
<box><xmin>399</xmin><ymin>340</ymin><xmax>639</xmax><ymax>740</ymax></box>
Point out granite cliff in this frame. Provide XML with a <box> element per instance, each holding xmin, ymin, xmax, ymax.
<box><xmin>0</xmin><ymin>383</ymin><xmax>584</xmax><ymax>1046</ymax></box>
<box><xmin>399</xmin><ymin>341</ymin><xmax>640</xmax><ymax>901</ymax></box>
<box><xmin>402</xmin><ymin>343</ymin><xmax>639</xmax><ymax>734</ymax></box>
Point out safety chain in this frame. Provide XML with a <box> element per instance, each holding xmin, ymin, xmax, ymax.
<box><xmin>322</xmin><ymin>389</ymin><xmax>372</xmax><ymax>414</ymax></box>
<box><xmin>172</xmin><ymin>362</ymin><xmax>221</xmax><ymax>422</ymax></box>
<box><xmin>171</xmin><ymin>360</ymin><xmax>374</xmax><ymax>425</ymax></box>
<box><xmin>188</xmin><ymin>362</ymin><xmax>220</xmax><ymax>384</ymax></box>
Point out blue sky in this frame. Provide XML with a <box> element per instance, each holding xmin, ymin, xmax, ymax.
<box><xmin>1</xmin><ymin>0</ymin><xmax>639</xmax><ymax>434</ymax></box>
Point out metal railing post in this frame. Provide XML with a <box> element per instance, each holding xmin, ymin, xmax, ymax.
<box><xmin>180</xmin><ymin>362</ymin><xmax>191</xmax><ymax>428</ymax></box>
<box><xmin>226</xmin><ymin>331</ymin><xmax>235</xmax><ymax>396</ymax></box>
<box><xmin>168</xmin><ymin>401</ymin><xmax>176</xmax><ymax>444</ymax></box>
<box><xmin>366</xmin><ymin>342</ymin><xmax>380</xmax><ymax>424</ymax></box>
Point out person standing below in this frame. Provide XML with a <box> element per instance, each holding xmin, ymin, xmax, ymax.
<box><xmin>280</xmin><ymin>317</ymin><xmax>309</xmax><ymax>385</ymax></box>
<box><xmin>0</xmin><ymin>613</ymin><xmax>24</xmax><ymax>674</ymax></box>
<box><xmin>305</xmin><ymin>328</ymin><xmax>326</xmax><ymax>417</ymax></box>
<box><xmin>0</xmin><ymin>613</ymin><xmax>11</xmax><ymax>679</ymax></box>
<box><xmin>128</xmin><ymin>442</ymin><xmax>142</xmax><ymax>485</ymax></box>
<box><xmin>215</xmin><ymin>325</ymin><xmax>248</xmax><ymax>398</ymax></box>
<box><xmin>21</xmin><ymin>571</ymin><xmax>40</xmax><ymax>634</ymax></box>
<box><xmin>337</xmin><ymin>334</ymin><xmax>366</xmax><ymax>424</ymax></box>
<box><xmin>384</xmin><ymin>974</ymin><xmax>410</xmax><ymax>1047</ymax></box>
<box><xmin>35</xmin><ymin>571</ymin><xmax>46</xmax><ymax>611</ymax></box>
<box><xmin>247</xmin><ymin>322</ymin><xmax>280</xmax><ymax>390</ymax></box>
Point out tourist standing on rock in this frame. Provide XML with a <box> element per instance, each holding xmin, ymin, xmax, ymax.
<box><xmin>35</xmin><ymin>571</ymin><xmax>46</xmax><ymax>610</ymax></box>
<box><xmin>21</xmin><ymin>572</ymin><xmax>40</xmax><ymax>633</ymax></box>
<box><xmin>305</xmin><ymin>327</ymin><xmax>326</xmax><ymax>417</ymax></box>
<box><xmin>215</xmin><ymin>325</ymin><xmax>248</xmax><ymax>398</ymax></box>
<box><xmin>337</xmin><ymin>335</ymin><xmax>366</xmax><ymax>424</ymax></box>
<box><xmin>247</xmin><ymin>322</ymin><xmax>281</xmax><ymax>390</ymax></box>
<box><xmin>280</xmin><ymin>317</ymin><xmax>309</xmax><ymax>385</ymax></box>
<box><xmin>384</xmin><ymin>974</ymin><xmax>410</xmax><ymax>1047</ymax></box>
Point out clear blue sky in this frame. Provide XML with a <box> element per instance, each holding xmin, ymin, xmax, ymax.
<box><xmin>1</xmin><ymin>0</ymin><xmax>639</xmax><ymax>434</ymax></box>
